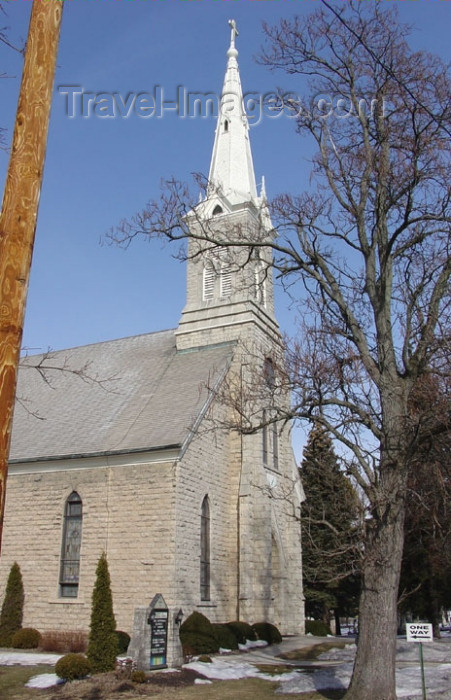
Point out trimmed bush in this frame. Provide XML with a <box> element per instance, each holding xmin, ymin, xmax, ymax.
<box><xmin>116</xmin><ymin>630</ymin><xmax>131</xmax><ymax>654</ymax></box>
<box><xmin>11</xmin><ymin>627</ymin><xmax>42</xmax><ymax>649</ymax></box>
<box><xmin>0</xmin><ymin>562</ymin><xmax>24</xmax><ymax>647</ymax></box>
<box><xmin>179</xmin><ymin>611</ymin><xmax>219</xmax><ymax>656</ymax></box>
<box><xmin>252</xmin><ymin>622</ymin><xmax>282</xmax><ymax>645</ymax></box>
<box><xmin>212</xmin><ymin>623</ymin><xmax>238</xmax><ymax>651</ymax></box>
<box><xmin>198</xmin><ymin>655</ymin><xmax>212</xmax><ymax>663</ymax></box>
<box><xmin>225</xmin><ymin>621</ymin><xmax>257</xmax><ymax>645</ymax></box>
<box><xmin>55</xmin><ymin>653</ymin><xmax>91</xmax><ymax>681</ymax></box>
<box><xmin>131</xmin><ymin>670</ymin><xmax>147</xmax><ymax>683</ymax></box>
<box><xmin>305</xmin><ymin>619</ymin><xmax>330</xmax><ymax>637</ymax></box>
<box><xmin>87</xmin><ymin>553</ymin><xmax>119</xmax><ymax>673</ymax></box>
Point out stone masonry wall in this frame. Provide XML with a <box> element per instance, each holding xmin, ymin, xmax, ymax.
<box><xmin>0</xmin><ymin>458</ymin><xmax>177</xmax><ymax>637</ymax></box>
<box><xmin>173</xmin><ymin>403</ymin><xmax>242</xmax><ymax>626</ymax></box>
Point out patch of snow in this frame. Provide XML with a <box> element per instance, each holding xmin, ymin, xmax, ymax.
<box><xmin>238</xmin><ymin>639</ymin><xmax>268</xmax><ymax>651</ymax></box>
<box><xmin>185</xmin><ymin>658</ymin><xmax>265</xmax><ymax>681</ymax></box>
<box><xmin>25</xmin><ymin>673</ymin><xmax>62</xmax><ymax>689</ymax></box>
<box><xmin>0</xmin><ymin>651</ymin><xmax>61</xmax><ymax>666</ymax></box>
<box><xmin>195</xmin><ymin>678</ymin><xmax>213</xmax><ymax>684</ymax></box>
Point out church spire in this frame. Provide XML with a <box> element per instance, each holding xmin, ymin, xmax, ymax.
<box><xmin>207</xmin><ymin>20</ymin><xmax>258</xmax><ymax>206</ymax></box>
<box><xmin>176</xmin><ymin>21</ymin><xmax>280</xmax><ymax>352</ymax></box>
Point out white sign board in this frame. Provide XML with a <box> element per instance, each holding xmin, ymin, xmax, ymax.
<box><xmin>406</xmin><ymin>623</ymin><xmax>433</xmax><ymax>643</ymax></box>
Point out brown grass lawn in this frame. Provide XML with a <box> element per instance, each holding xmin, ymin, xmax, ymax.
<box><xmin>1</xmin><ymin>666</ymin><xmax>346</xmax><ymax>700</ymax></box>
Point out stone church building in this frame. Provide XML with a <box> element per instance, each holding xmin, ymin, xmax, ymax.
<box><xmin>0</xmin><ymin>24</ymin><xmax>304</xmax><ymax>665</ymax></box>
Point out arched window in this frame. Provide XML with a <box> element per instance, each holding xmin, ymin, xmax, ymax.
<box><xmin>59</xmin><ymin>492</ymin><xmax>83</xmax><ymax>598</ymax></box>
<box><xmin>200</xmin><ymin>496</ymin><xmax>211</xmax><ymax>601</ymax></box>
<box><xmin>212</xmin><ymin>204</ymin><xmax>223</xmax><ymax>216</ymax></box>
<box><xmin>264</xmin><ymin>357</ymin><xmax>275</xmax><ymax>390</ymax></box>
<box><xmin>224</xmin><ymin>119</ymin><xmax>229</xmax><ymax>132</ymax></box>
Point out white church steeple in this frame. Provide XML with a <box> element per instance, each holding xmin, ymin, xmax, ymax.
<box><xmin>208</xmin><ymin>20</ymin><xmax>258</xmax><ymax>207</ymax></box>
<box><xmin>176</xmin><ymin>21</ymin><xmax>280</xmax><ymax>352</ymax></box>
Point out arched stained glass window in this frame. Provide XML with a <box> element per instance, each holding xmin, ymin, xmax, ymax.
<box><xmin>59</xmin><ymin>492</ymin><xmax>83</xmax><ymax>598</ymax></box>
<box><xmin>200</xmin><ymin>496</ymin><xmax>211</xmax><ymax>601</ymax></box>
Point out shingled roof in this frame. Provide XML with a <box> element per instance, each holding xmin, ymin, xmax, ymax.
<box><xmin>10</xmin><ymin>330</ymin><xmax>234</xmax><ymax>463</ymax></box>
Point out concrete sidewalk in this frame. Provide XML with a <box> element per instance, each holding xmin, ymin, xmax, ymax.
<box><xmin>224</xmin><ymin>634</ymin><xmax>352</xmax><ymax>667</ymax></box>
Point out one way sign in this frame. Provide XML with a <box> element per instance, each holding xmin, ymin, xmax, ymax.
<box><xmin>406</xmin><ymin>623</ymin><xmax>433</xmax><ymax>642</ymax></box>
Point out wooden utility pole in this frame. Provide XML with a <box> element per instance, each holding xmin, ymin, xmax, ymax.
<box><xmin>0</xmin><ymin>1</ymin><xmax>63</xmax><ymax>553</ymax></box>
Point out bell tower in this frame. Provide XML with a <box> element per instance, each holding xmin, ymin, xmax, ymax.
<box><xmin>175</xmin><ymin>22</ymin><xmax>305</xmax><ymax>637</ymax></box>
<box><xmin>175</xmin><ymin>21</ymin><xmax>281</xmax><ymax>351</ymax></box>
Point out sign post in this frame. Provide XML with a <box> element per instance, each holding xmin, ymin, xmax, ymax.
<box><xmin>406</xmin><ymin>623</ymin><xmax>433</xmax><ymax>700</ymax></box>
<box><xmin>147</xmin><ymin>594</ymin><xmax>169</xmax><ymax>669</ymax></box>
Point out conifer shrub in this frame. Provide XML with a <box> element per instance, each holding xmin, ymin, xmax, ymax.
<box><xmin>0</xmin><ymin>562</ymin><xmax>24</xmax><ymax>647</ymax></box>
<box><xmin>55</xmin><ymin>653</ymin><xmax>91</xmax><ymax>681</ymax></box>
<box><xmin>225</xmin><ymin>620</ymin><xmax>257</xmax><ymax>645</ymax></box>
<box><xmin>11</xmin><ymin>627</ymin><xmax>42</xmax><ymax>649</ymax></box>
<box><xmin>252</xmin><ymin>622</ymin><xmax>282</xmax><ymax>645</ymax></box>
<box><xmin>305</xmin><ymin>619</ymin><xmax>330</xmax><ymax>636</ymax></box>
<box><xmin>115</xmin><ymin>630</ymin><xmax>131</xmax><ymax>654</ymax></box>
<box><xmin>87</xmin><ymin>553</ymin><xmax>119</xmax><ymax>673</ymax></box>
<box><xmin>212</xmin><ymin>623</ymin><xmax>238</xmax><ymax>650</ymax></box>
<box><xmin>179</xmin><ymin>611</ymin><xmax>219</xmax><ymax>655</ymax></box>
<box><xmin>131</xmin><ymin>670</ymin><xmax>147</xmax><ymax>683</ymax></box>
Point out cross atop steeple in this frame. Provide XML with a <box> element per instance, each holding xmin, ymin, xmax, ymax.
<box><xmin>228</xmin><ymin>19</ymin><xmax>239</xmax><ymax>49</ymax></box>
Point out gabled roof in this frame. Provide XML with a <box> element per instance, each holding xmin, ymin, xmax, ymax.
<box><xmin>10</xmin><ymin>330</ymin><xmax>234</xmax><ymax>463</ymax></box>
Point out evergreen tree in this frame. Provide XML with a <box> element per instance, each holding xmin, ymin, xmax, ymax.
<box><xmin>0</xmin><ymin>562</ymin><xmax>24</xmax><ymax>646</ymax></box>
<box><xmin>87</xmin><ymin>552</ymin><xmax>118</xmax><ymax>673</ymax></box>
<box><xmin>399</xmin><ymin>397</ymin><xmax>451</xmax><ymax>636</ymax></box>
<box><xmin>300</xmin><ymin>427</ymin><xmax>361</xmax><ymax>632</ymax></box>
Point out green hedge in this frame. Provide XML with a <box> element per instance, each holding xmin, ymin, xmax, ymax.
<box><xmin>225</xmin><ymin>621</ymin><xmax>257</xmax><ymax>645</ymax></box>
<box><xmin>115</xmin><ymin>630</ymin><xmax>131</xmax><ymax>654</ymax></box>
<box><xmin>252</xmin><ymin>622</ymin><xmax>282</xmax><ymax>645</ymax></box>
<box><xmin>179</xmin><ymin>612</ymin><xmax>219</xmax><ymax>655</ymax></box>
<box><xmin>212</xmin><ymin>623</ymin><xmax>238</xmax><ymax>650</ymax></box>
<box><xmin>305</xmin><ymin>620</ymin><xmax>330</xmax><ymax>636</ymax></box>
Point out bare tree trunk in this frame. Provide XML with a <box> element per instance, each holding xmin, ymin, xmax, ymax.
<box><xmin>346</xmin><ymin>475</ymin><xmax>406</xmax><ymax>700</ymax></box>
<box><xmin>334</xmin><ymin>611</ymin><xmax>341</xmax><ymax>637</ymax></box>
<box><xmin>0</xmin><ymin>1</ymin><xmax>63</xmax><ymax>553</ymax></box>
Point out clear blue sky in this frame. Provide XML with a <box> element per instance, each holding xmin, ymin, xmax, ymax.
<box><xmin>1</xmin><ymin>0</ymin><xmax>450</xmax><ymax>356</ymax></box>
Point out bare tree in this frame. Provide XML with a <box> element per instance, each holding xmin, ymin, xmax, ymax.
<box><xmin>110</xmin><ymin>3</ymin><xmax>451</xmax><ymax>698</ymax></box>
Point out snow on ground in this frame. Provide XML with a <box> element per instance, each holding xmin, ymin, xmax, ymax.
<box><xmin>185</xmin><ymin>638</ymin><xmax>451</xmax><ymax>698</ymax></box>
<box><xmin>0</xmin><ymin>651</ymin><xmax>61</xmax><ymax>666</ymax></box>
<box><xmin>25</xmin><ymin>673</ymin><xmax>62</xmax><ymax>689</ymax></box>
<box><xmin>3</xmin><ymin>638</ymin><xmax>451</xmax><ymax>696</ymax></box>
